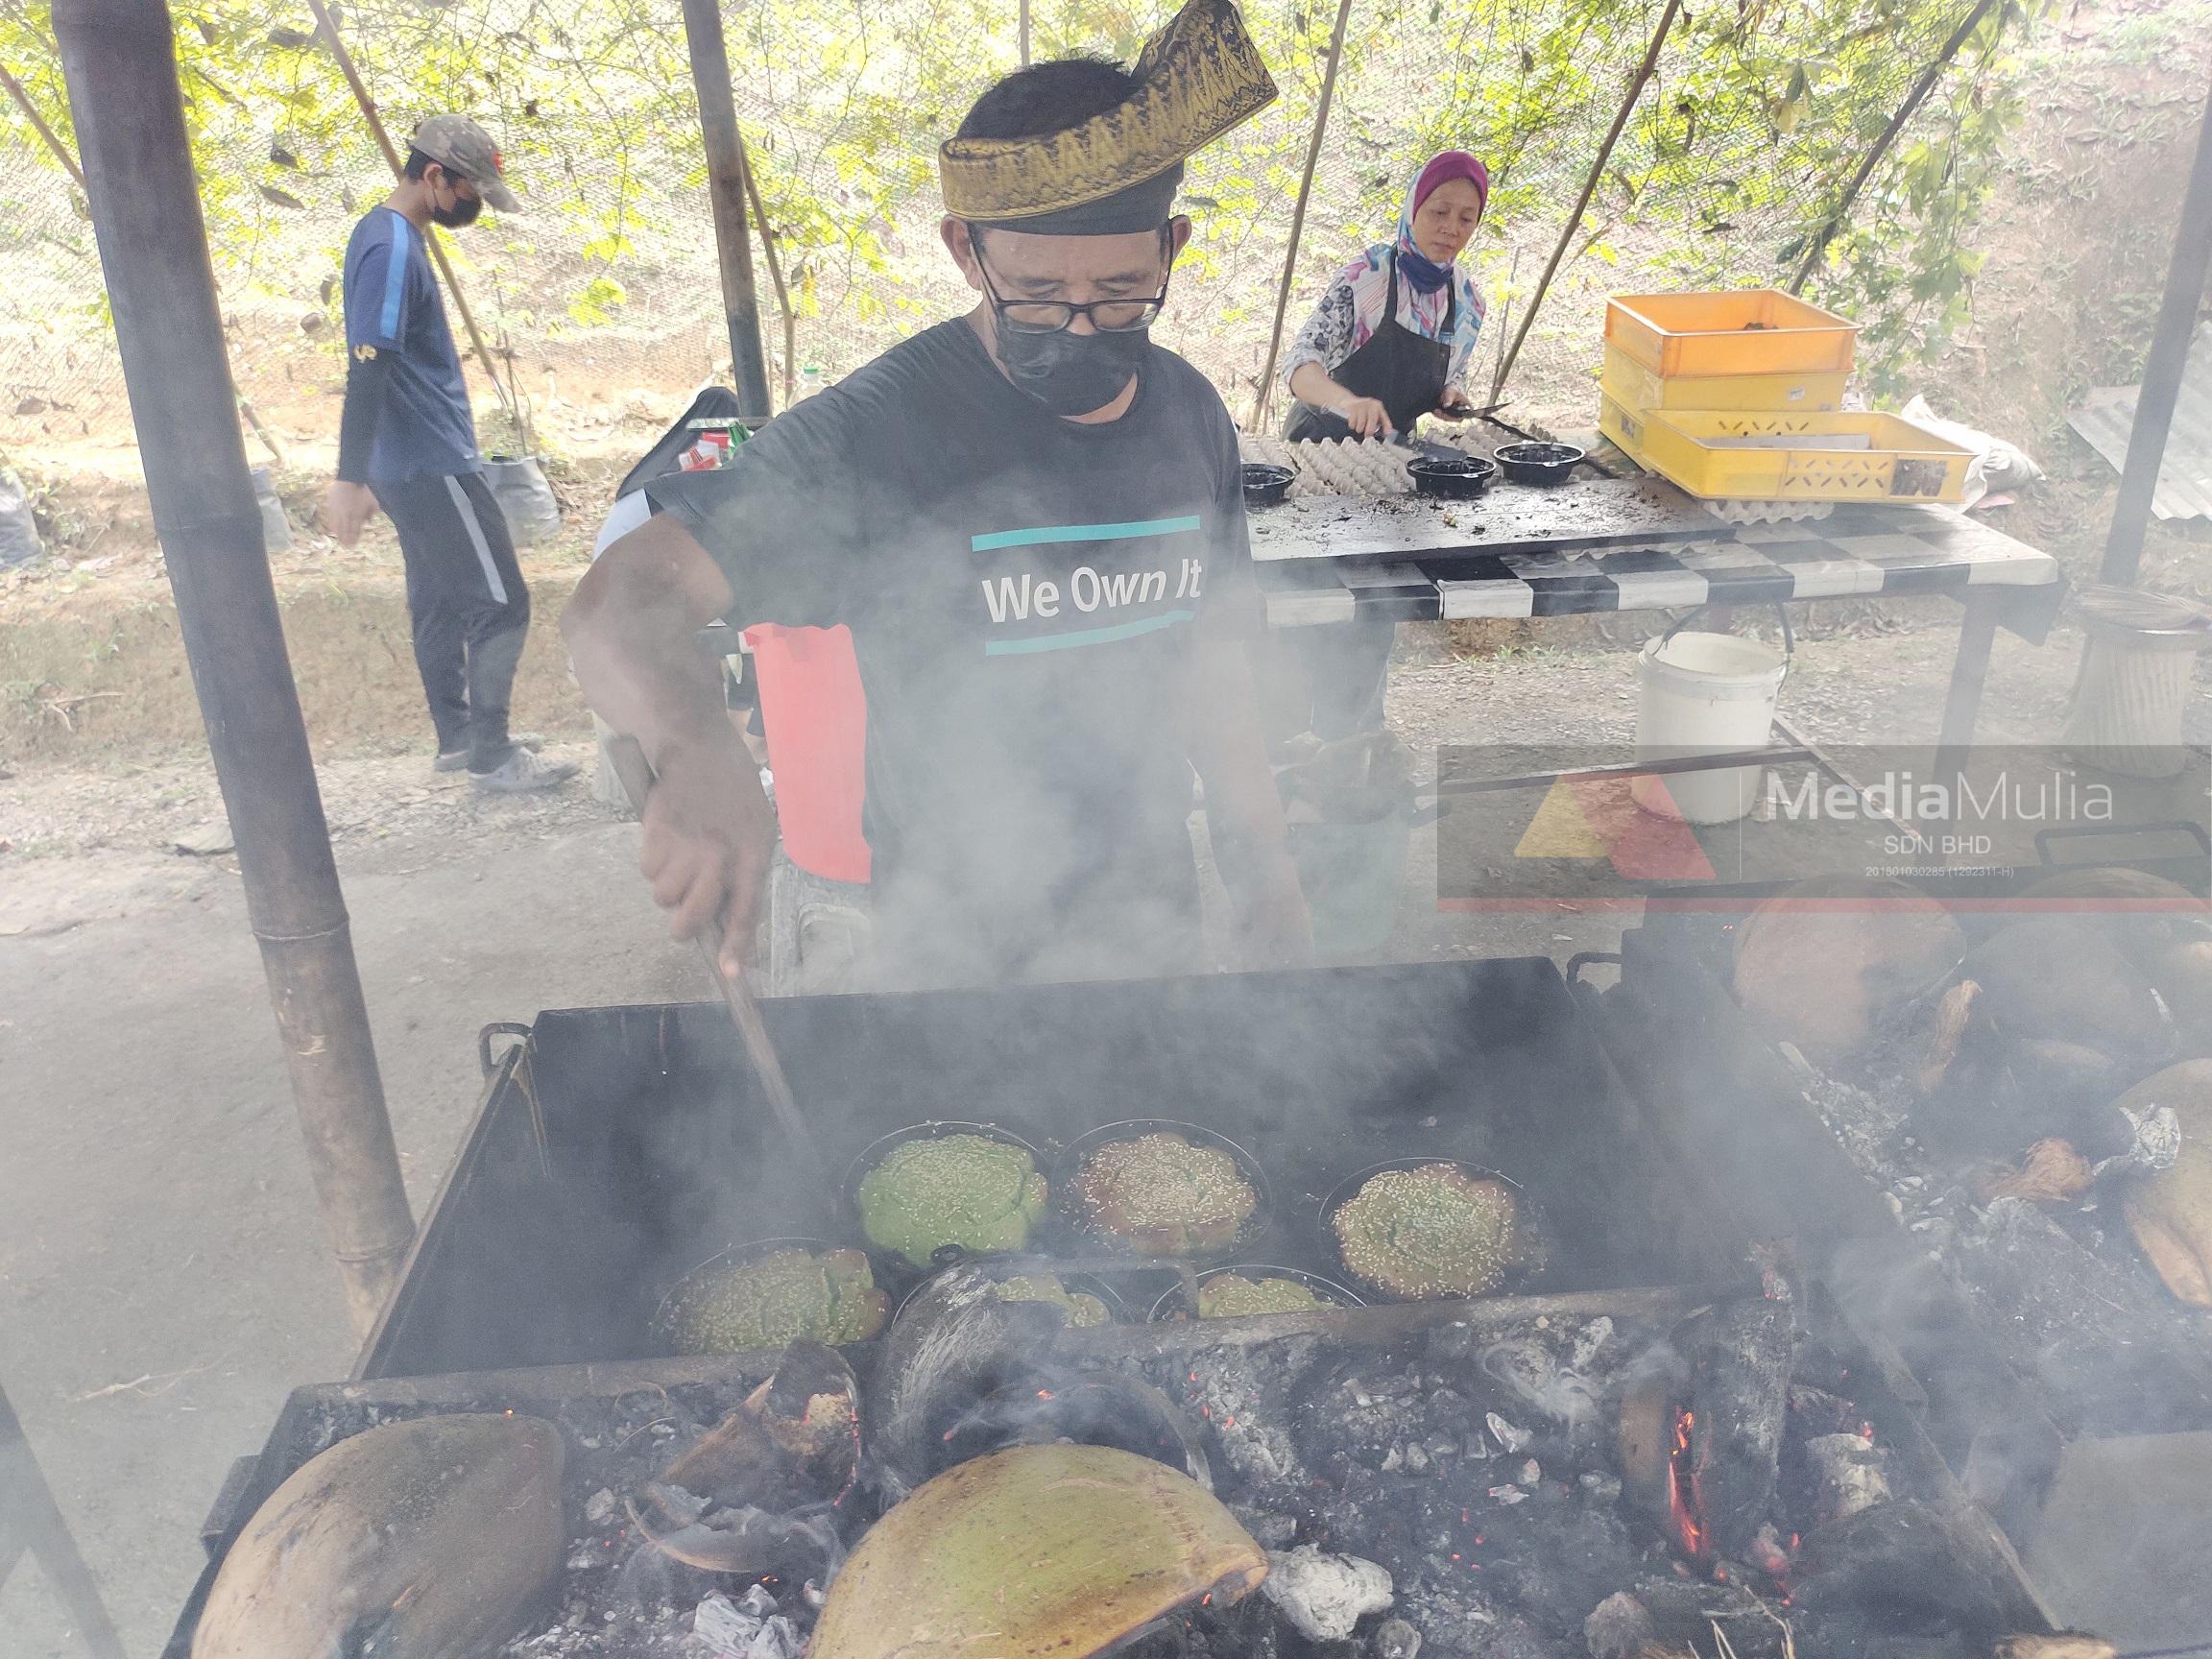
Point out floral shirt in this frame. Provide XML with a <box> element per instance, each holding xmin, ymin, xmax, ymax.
<box><xmin>1281</xmin><ymin>249</ymin><xmax>1486</xmax><ymax>397</ymax></box>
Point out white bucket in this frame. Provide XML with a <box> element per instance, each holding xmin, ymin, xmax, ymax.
<box><xmin>1632</xmin><ymin>631</ymin><xmax>1789</xmax><ymax>824</ymax></box>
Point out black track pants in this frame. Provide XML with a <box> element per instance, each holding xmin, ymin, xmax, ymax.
<box><xmin>377</xmin><ymin>470</ymin><xmax>531</xmax><ymax>772</ymax></box>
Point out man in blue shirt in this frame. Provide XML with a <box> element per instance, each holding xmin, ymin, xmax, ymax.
<box><xmin>325</xmin><ymin>115</ymin><xmax>574</xmax><ymax>792</ymax></box>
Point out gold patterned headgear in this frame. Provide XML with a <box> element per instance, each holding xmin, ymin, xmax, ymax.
<box><xmin>939</xmin><ymin>0</ymin><xmax>1278</xmax><ymax>232</ymax></box>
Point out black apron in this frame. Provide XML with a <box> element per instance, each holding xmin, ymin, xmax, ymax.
<box><xmin>1284</xmin><ymin>252</ymin><xmax>1455</xmax><ymax>443</ymax></box>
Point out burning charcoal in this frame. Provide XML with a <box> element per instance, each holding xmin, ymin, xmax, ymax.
<box><xmin>1069</xmin><ymin>1131</ymin><xmax>1261</xmax><ymax>1257</ymax></box>
<box><xmin>1519</xmin><ymin>1458</ymin><xmax>1542</xmax><ymax>1485</ymax></box>
<box><xmin>1461</xmin><ymin>1334</ymin><xmax>1600</xmax><ymax>1439</ymax></box>
<box><xmin>1802</xmin><ymin>1431</ymin><xmax>1891</xmax><ymax>1525</ymax></box>
<box><xmin>1582</xmin><ymin>1592</ymin><xmax>1656</xmax><ymax>1659</ymax></box>
<box><xmin>1571</xmin><ymin>1317</ymin><xmax>1616</xmax><ymax>1371</ymax></box>
<box><xmin>1579</xmin><ymin>1471</ymin><xmax>1622</xmax><ymax>1503</ymax></box>
<box><xmin>1791</xmin><ymin>1498</ymin><xmax>2012</xmax><ymax>1630</ymax></box>
<box><xmin>855</xmin><ymin>1133</ymin><xmax>1049</xmax><ymax>1268</ymax></box>
<box><xmin>1260</xmin><ymin>1545</ymin><xmax>1394</xmax><ymax>1642</ymax></box>
<box><xmin>1331</xmin><ymin>1164</ymin><xmax>1541</xmax><ymax>1300</ymax></box>
<box><xmin>1373</xmin><ymin>1617</ymin><xmax>1424</xmax><ymax>1659</ymax></box>
<box><xmin>947</xmin><ymin>1370</ymin><xmax>1209</xmax><ymax>1487</ymax></box>
<box><xmin>194</xmin><ymin>1414</ymin><xmax>564</xmax><ymax>1659</ymax></box>
<box><xmin>1188</xmin><ymin>1342</ymin><xmax>1314</xmax><ymax>1494</ymax></box>
<box><xmin>1671</xmin><ymin>1295</ymin><xmax>1794</xmax><ymax>1562</ymax></box>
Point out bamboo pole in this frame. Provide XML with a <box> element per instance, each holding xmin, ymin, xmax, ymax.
<box><xmin>1019</xmin><ymin>0</ymin><xmax>1031</xmax><ymax>66</ymax></box>
<box><xmin>1491</xmin><ymin>0</ymin><xmax>1680</xmax><ymax>399</ymax></box>
<box><xmin>734</xmin><ymin>129</ymin><xmax>796</xmax><ymax>410</ymax></box>
<box><xmin>2103</xmin><ymin>78</ymin><xmax>2212</xmax><ymax>586</ymax></box>
<box><xmin>52</xmin><ymin>0</ymin><xmax>415</xmax><ymax>1343</ymax></box>
<box><xmin>1249</xmin><ymin>0</ymin><xmax>1357</xmax><ymax>432</ymax></box>
<box><xmin>0</xmin><ymin>61</ymin><xmax>84</xmax><ymax>187</ymax></box>
<box><xmin>681</xmin><ymin>0</ymin><xmax>775</xmax><ymax>420</ymax></box>
<box><xmin>303</xmin><ymin>0</ymin><xmax>522</xmax><ymax>435</ymax></box>
<box><xmin>1786</xmin><ymin>0</ymin><xmax>2006</xmax><ymax>296</ymax></box>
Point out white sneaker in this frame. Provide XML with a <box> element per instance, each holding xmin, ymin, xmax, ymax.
<box><xmin>470</xmin><ymin>747</ymin><xmax>579</xmax><ymax>793</ymax></box>
<box><xmin>436</xmin><ymin>733</ymin><xmax>543</xmax><ymax>774</ymax></box>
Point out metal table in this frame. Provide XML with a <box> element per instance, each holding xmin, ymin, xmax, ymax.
<box><xmin>1249</xmin><ymin>479</ymin><xmax>2067</xmax><ymax>762</ymax></box>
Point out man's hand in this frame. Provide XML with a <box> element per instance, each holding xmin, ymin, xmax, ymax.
<box><xmin>1337</xmin><ymin>395</ymin><xmax>1395</xmax><ymax>440</ymax></box>
<box><xmin>1238</xmin><ymin>850</ymin><xmax>1315</xmax><ymax>970</ymax></box>
<box><xmin>638</xmin><ymin>734</ymin><xmax>778</xmax><ymax>979</ymax></box>
<box><xmin>323</xmin><ymin>480</ymin><xmax>379</xmax><ymax>548</ymax></box>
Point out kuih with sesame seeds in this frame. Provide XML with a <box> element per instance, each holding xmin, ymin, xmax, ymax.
<box><xmin>1069</xmin><ymin>1130</ymin><xmax>1261</xmax><ymax>1256</ymax></box>
<box><xmin>994</xmin><ymin>1272</ymin><xmax>1113</xmax><ymax>1327</ymax></box>
<box><xmin>1196</xmin><ymin>1272</ymin><xmax>1336</xmax><ymax>1318</ymax></box>
<box><xmin>1331</xmin><ymin>1163</ymin><xmax>1539</xmax><ymax>1300</ymax></box>
<box><xmin>655</xmin><ymin>1245</ymin><xmax>889</xmax><ymax>1355</ymax></box>
<box><xmin>854</xmin><ymin>1132</ymin><xmax>1050</xmax><ymax>1267</ymax></box>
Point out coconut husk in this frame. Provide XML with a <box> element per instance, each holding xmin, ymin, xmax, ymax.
<box><xmin>810</xmin><ymin>1444</ymin><xmax>1266</xmax><ymax>1659</ymax></box>
<box><xmin>1973</xmin><ymin>1139</ymin><xmax>2095</xmax><ymax>1206</ymax></box>
<box><xmin>1731</xmin><ymin>877</ymin><xmax>1963</xmax><ymax>1066</ymax></box>
<box><xmin>2117</xmin><ymin>1059</ymin><xmax>2212</xmax><ymax>1309</ymax></box>
<box><xmin>192</xmin><ymin>1413</ymin><xmax>563</xmax><ymax>1659</ymax></box>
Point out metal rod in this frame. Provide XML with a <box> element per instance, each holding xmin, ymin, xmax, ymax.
<box><xmin>52</xmin><ymin>0</ymin><xmax>414</xmax><ymax>1342</ymax></box>
<box><xmin>1492</xmin><ymin>0</ymin><xmax>1680</xmax><ymax>400</ymax></box>
<box><xmin>303</xmin><ymin>0</ymin><xmax>521</xmax><ymax>434</ymax></box>
<box><xmin>2103</xmin><ymin>77</ymin><xmax>2212</xmax><ymax>585</ymax></box>
<box><xmin>1249</xmin><ymin>0</ymin><xmax>1357</xmax><ymax>432</ymax></box>
<box><xmin>1787</xmin><ymin>0</ymin><xmax>2006</xmax><ymax>297</ymax></box>
<box><xmin>734</xmin><ymin>128</ymin><xmax>795</xmax><ymax>410</ymax></box>
<box><xmin>1933</xmin><ymin>592</ymin><xmax>2001</xmax><ymax>804</ymax></box>
<box><xmin>602</xmin><ymin>736</ymin><xmax>825</xmax><ymax>1184</ymax></box>
<box><xmin>1430</xmin><ymin>745</ymin><xmax>1815</xmax><ymax>796</ymax></box>
<box><xmin>681</xmin><ymin>0</ymin><xmax>774</xmax><ymax>421</ymax></box>
<box><xmin>0</xmin><ymin>60</ymin><xmax>85</xmax><ymax>187</ymax></box>
<box><xmin>1019</xmin><ymin>0</ymin><xmax>1031</xmax><ymax>65</ymax></box>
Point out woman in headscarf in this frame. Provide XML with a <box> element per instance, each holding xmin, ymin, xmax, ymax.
<box><xmin>1274</xmin><ymin>151</ymin><xmax>1489</xmax><ymax>737</ymax></box>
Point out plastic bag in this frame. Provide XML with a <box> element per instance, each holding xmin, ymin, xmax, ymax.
<box><xmin>0</xmin><ymin>466</ymin><xmax>43</xmax><ymax>568</ymax></box>
<box><xmin>1900</xmin><ymin>394</ymin><xmax>2044</xmax><ymax>508</ymax></box>
<box><xmin>481</xmin><ymin>453</ymin><xmax>562</xmax><ymax>547</ymax></box>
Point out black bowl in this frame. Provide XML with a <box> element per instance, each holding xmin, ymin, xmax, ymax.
<box><xmin>1495</xmin><ymin>442</ymin><xmax>1585</xmax><ymax>486</ymax></box>
<box><xmin>651</xmin><ymin>1236</ymin><xmax>894</xmax><ymax>1354</ymax></box>
<box><xmin>1148</xmin><ymin>1263</ymin><xmax>1365</xmax><ymax>1323</ymax></box>
<box><xmin>842</xmin><ymin>1120</ymin><xmax>1053</xmax><ymax>1274</ymax></box>
<box><xmin>1319</xmin><ymin>1158</ymin><xmax>1549</xmax><ymax>1304</ymax></box>
<box><xmin>1407</xmin><ymin>453</ymin><xmax>1499</xmax><ymax>500</ymax></box>
<box><xmin>1053</xmin><ymin>1118</ymin><xmax>1275</xmax><ymax>1263</ymax></box>
<box><xmin>1241</xmin><ymin>462</ymin><xmax>1295</xmax><ymax>509</ymax></box>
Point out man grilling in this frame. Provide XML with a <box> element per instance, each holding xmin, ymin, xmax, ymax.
<box><xmin>324</xmin><ymin>115</ymin><xmax>575</xmax><ymax>793</ymax></box>
<box><xmin>565</xmin><ymin>0</ymin><xmax>1309</xmax><ymax>991</ymax></box>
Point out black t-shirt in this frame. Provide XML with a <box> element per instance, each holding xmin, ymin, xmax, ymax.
<box><xmin>645</xmin><ymin>318</ymin><xmax>1253</xmax><ymax>989</ymax></box>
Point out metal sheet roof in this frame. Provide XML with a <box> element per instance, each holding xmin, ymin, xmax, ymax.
<box><xmin>2067</xmin><ymin>331</ymin><xmax>2212</xmax><ymax>522</ymax></box>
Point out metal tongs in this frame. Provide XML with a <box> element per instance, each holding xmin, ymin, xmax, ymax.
<box><xmin>606</xmin><ymin>734</ymin><xmax>827</xmax><ymax>1185</ymax></box>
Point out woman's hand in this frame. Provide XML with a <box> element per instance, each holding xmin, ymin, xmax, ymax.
<box><xmin>1336</xmin><ymin>396</ymin><xmax>1395</xmax><ymax>439</ymax></box>
<box><xmin>1430</xmin><ymin>386</ymin><xmax>1480</xmax><ymax>422</ymax></box>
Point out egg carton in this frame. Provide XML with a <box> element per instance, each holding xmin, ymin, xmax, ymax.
<box><xmin>1286</xmin><ymin>437</ymin><xmax>1411</xmax><ymax>499</ymax></box>
<box><xmin>1238</xmin><ymin>432</ymin><xmax>1299</xmax><ymax>472</ymax></box>
<box><xmin>1709</xmin><ymin>498</ymin><xmax>1837</xmax><ymax>525</ymax></box>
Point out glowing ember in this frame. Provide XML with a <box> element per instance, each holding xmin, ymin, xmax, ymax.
<box><xmin>1666</xmin><ymin>1407</ymin><xmax>1706</xmax><ymax>1559</ymax></box>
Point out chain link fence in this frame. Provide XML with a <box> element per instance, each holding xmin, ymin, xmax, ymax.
<box><xmin>0</xmin><ymin>0</ymin><xmax>2030</xmax><ymax>469</ymax></box>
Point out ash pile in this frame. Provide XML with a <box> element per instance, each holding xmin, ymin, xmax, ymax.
<box><xmin>1730</xmin><ymin>871</ymin><xmax>2212</xmax><ymax>1436</ymax></box>
<box><xmin>186</xmin><ymin>1259</ymin><xmax>2061</xmax><ymax>1659</ymax></box>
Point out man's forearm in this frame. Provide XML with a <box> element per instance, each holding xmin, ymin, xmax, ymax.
<box><xmin>1190</xmin><ymin>627</ymin><xmax>1292</xmax><ymax>870</ymax></box>
<box><xmin>563</xmin><ymin>513</ymin><xmax>739</xmax><ymax>768</ymax></box>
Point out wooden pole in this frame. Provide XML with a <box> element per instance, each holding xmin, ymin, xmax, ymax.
<box><xmin>52</xmin><ymin>0</ymin><xmax>415</xmax><ymax>1343</ymax></box>
<box><xmin>1250</xmin><ymin>0</ymin><xmax>1357</xmax><ymax>431</ymax></box>
<box><xmin>0</xmin><ymin>61</ymin><xmax>85</xmax><ymax>187</ymax></box>
<box><xmin>1019</xmin><ymin>0</ymin><xmax>1031</xmax><ymax>66</ymax></box>
<box><xmin>734</xmin><ymin>129</ymin><xmax>796</xmax><ymax>410</ymax></box>
<box><xmin>1787</xmin><ymin>0</ymin><xmax>2005</xmax><ymax>296</ymax></box>
<box><xmin>2103</xmin><ymin>77</ymin><xmax>2212</xmax><ymax>586</ymax></box>
<box><xmin>680</xmin><ymin>0</ymin><xmax>774</xmax><ymax>421</ymax></box>
<box><xmin>1491</xmin><ymin>0</ymin><xmax>1680</xmax><ymax>399</ymax></box>
<box><xmin>303</xmin><ymin>0</ymin><xmax>521</xmax><ymax>434</ymax></box>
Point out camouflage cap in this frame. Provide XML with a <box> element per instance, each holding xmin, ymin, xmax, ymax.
<box><xmin>410</xmin><ymin>114</ymin><xmax>519</xmax><ymax>213</ymax></box>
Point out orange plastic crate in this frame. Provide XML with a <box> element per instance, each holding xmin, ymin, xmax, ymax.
<box><xmin>1605</xmin><ymin>290</ymin><xmax>1859</xmax><ymax>379</ymax></box>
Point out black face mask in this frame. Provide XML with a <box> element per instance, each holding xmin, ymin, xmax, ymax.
<box><xmin>430</xmin><ymin>185</ymin><xmax>483</xmax><ymax>228</ymax></box>
<box><xmin>995</xmin><ymin>323</ymin><xmax>1149</xmax><ymax>417</ymax></box>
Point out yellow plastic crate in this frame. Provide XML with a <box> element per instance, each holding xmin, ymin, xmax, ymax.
<box><xmin>1599</xmin><ymin>397</ymin><xmax>1970</xmax><ymax>504</ymax></box>
<box><xmin>1599</xmin><ymin>342</ymin><xmax>1846</xmax><ymax>414</ymax></box>
<box><xmin>1605</xmin><ymin>289</ymin><xmax>1859</xmax><ymax>379</ymax></box>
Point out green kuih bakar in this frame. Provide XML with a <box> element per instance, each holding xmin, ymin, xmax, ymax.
<box><xmin>1332</xmin><ymin>1164</ymin><xmax>1539</xmax><ymax>1300</ymax></box>
<box><xmin>855</xmin><ymin>1133</ymin><xmax>1050</xmax><ymax>1268</ymax></box>
<box><xmin>995</xmin><ymin>1274</ymin><xmax>1112</xmax><ymax>1328</ymax></box>
<box><xmin>1195</xmin><ymin>1273</ymin><xmax>1334</xmax><ymax>1319</ymax></box>
<box><xmin>661</xmin><ymin>1246</ymin><xmax>889</xmax><ymax>1353</ymax></box>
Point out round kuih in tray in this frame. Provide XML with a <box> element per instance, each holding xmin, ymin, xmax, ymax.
<box><xmin>1149</xmin><ymin>1263</ymin><xmax>1365</xmax><ymax>1323</ymax></box>
<box><xmin>897</xmin><ymin>1253</ymin><xmax>1130</xmax><ymax>1328</ymax></box>
<box><xmin>1320</xmin><ymin>1159</ymin><xmax>1549</xmax><ymax>1303</ymax></box>
<box><xmin>843</xmin><ymin>1120</ymin><xmax>1053</xmax><ymax>1273</ymax></box>
<box><xmin>1494</xmin><ymin>441</ymin><xmax>1584</xmax><ymax>487</ymax></box>
<box><xmin>652</xmin><ymin>1236</ymin><xmax>892</xmax><ymax>1355</ymax></box>
<box><xmin>1407</xmin><ymin>453</ymin><xmax>1498</xmax><ymax>499</ymax></box>
<box><xmin>1241</xmin><ymin>462</ymin><xmax>1295</xmax><ymax>509</ymax></box>
<box><xmin>1055</xmin><ymin>1119</ymin><xmax>1273</xmax><ymax>1262</ymax></box>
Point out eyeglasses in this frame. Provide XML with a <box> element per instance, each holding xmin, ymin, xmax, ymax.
<box><xmin>974</xmin><ymin>245</ymin><xmax>1173</xmax><ymax>335</ymax></box>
